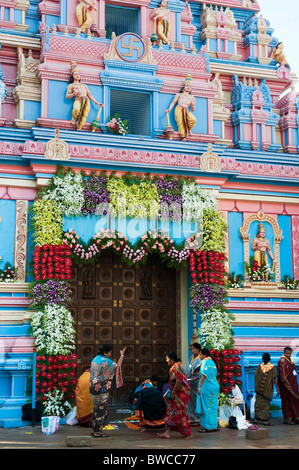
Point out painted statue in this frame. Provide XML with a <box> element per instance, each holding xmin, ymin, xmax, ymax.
<box><xmin>76</xmin><ymin>0</ymin><xmax>98</xmax><ymax>33</ymax></box>
<box><xmin>270</xmin><ymin>42</ymin><xmax>290</xmax><ymax>70</ymax></box>
<box><xmin>151</xmin><ymin>0</ymin><xmax>171</xmax><ymax>45</ymax></box>
<box><xmin>251</xmin><ymin>223</ymin><xmax>276</xmax><ymax>270</ymax></box>
<box><xmin>165</xmin><ymin>75</ymin><xmax>196</xmax><ymax>140</ymax></box>
<box><xmin>66</xmin><ymin>61</ymin><xmax>102</xmax><ymax>130</ymax></box>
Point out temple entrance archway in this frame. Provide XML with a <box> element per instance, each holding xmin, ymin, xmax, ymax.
<box><xmin>69</xmin><ymin>252</ymin><xmax>178</xmax><ymax>404</ymax></box>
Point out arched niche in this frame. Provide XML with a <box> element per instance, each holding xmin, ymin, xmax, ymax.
<box><xmin>239</xmin><ymin>210</ymin><xmax>283</xmax><ymax>284</ymax></box>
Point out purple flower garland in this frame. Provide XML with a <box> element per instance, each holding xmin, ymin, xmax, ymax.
<box><xmin>81</xmin><ymin>175</ymin><xmax>109</xmax><ymax>216</ymax></box>
<box><xmin>156</xmin><ymin>176</ymin><xmax>183</xmax><ymax>221</ymax></box>
<box><xmin>189</xmin><ymin>282</ymin><xmax>227</xmax><ymax>311</ymax></box>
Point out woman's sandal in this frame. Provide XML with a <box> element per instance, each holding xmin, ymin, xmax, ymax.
<box><xmin>93</xmin><ymin>433</ymin><xmax>109</xmax><ymax>438</ymax></box>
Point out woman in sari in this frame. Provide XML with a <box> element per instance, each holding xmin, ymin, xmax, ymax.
<box><xmin>135</xmin><ymin>380</ymin><xmax>167</xmax><ymax>431</ymax></box>
<box><xmin>157</xmin><ymin>352</ymin><xmax>193</xmax><ymax>439</ymax></box>
<box><xmin>196</xmin><ymin>348</ymin><xmax>220</xmax><ymax>433</ymax></box>
<box><xmin>186</xmin><ymin>342</ymin><xmax>201</xmax><ymax>425</ymax></box>
<box><xmin>75</xmin><ymin>368</ymin><xmax>93</xmax><ymax>426</ymax></box>
<box><xmin>254</xmin><ymin>352</ymin><xmax>279</xmax><ymax>426</ymax></box>
<box><xmin>89</xmin><ymin>344</ymin><xmax>126</xmax><ymax>438</ymax></box>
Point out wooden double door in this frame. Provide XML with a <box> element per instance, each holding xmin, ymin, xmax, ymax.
<box><xmin>69</xmin><ymin>253</ymin><xmax>177</xmax><ymax>403</ymax></box>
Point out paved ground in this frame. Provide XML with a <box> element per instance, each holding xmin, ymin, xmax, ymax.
<box><xmin>0</xmin><ymin>408</ymin><xmax>298</xmax><ymax>454</ymax></box>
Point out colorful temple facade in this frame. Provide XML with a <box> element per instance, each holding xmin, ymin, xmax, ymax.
<box><xmin>0</xmin><ymin>0</ymin><xmax>299</xmax><ymax>427</ymax></box>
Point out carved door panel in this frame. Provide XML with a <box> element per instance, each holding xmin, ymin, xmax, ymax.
<box><xmin>70</xmin><ymin>252</ymin><xmax>177</xmax><ymax>404</ymax></box>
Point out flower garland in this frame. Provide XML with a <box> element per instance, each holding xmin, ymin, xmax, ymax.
<box><xmin>42</xmin><ymin>169</ymin><xmax>85</xmax><ymax>217</ymax></box>
<box><xmin>81</xmin><ymin>173</ymin><xmax>109</xmax><ymax>216</ymax></box>
<box><xmin>29</xmin><ymin>167</ymin><xmax>237</xmax><ymax>409</ymax></box>
<box><xmin>62</xmin><ymin>228</ymin><xmax>191</xmax><ymax>270</ymax></box>
<box><xmin>0</xmin><ymin>262</ymin><xmax>17</xmax><ymax>282</ymax></box>
<box><xmin>42</xmin><ymin>388</ymin><xmax>73</xmax><ymax>417</ymax></box>
<box><xmin>30</xmin><ymin>304</ymin><xmax>76</xmax><ymax>356</ymax></box>
<box><xmin>209</xmin><ymin>349</ymin><xmax>243</xmax><ymax>395</ymax></box>
<box><xmin>35</xmin><ymin>354</ymin><xmax>78</xmax><ymax>412</ymax></box>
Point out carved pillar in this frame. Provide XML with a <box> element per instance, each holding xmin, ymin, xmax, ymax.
<box><xmin>14</xmin><ymin>200</ymin><xmax>29</xmax><ymax>282</ymax></box>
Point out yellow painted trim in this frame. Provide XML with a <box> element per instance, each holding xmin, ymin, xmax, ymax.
<box><xmin>0</xmin><ymin>310</ymin><xmax>33</xmax><ymax>324</ymax></box>
<box><xmin>0</xmin><ymin>282</ymin><xmax>29</xmax><ymax>293</ymax></box>
<box><xmin>232</xmin><ymin>313</ymin><xmax>299</xmax><ymax>327</ymax></box>
<box><xmin>227</xmin><ymin>288</ymin><xmax>299</xmax><ymax>298</ymax></box>
<box><xmin>218</xmin><ymin>193</ymin><xmax>299</xmax><ymax>204</ymax></box>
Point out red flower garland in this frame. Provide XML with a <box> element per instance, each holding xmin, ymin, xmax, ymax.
<box><xmin>209</xmin><ymin>348</ymin><xmax>243</xmax><ymax>394</ymax></box>
<box><xmin>33</xmin><ymin>244</ymin><xmax>73</xmax><ymax>281</ymax></box>
<box><xmin>189</xmin><ymin>250</ymin><xmax>226</xmax><ymax>285</ymax></box>
<box><xmin>35</xmin><ymin>353</ymin><xmax>78</xmax><ymax>403</ymax></box>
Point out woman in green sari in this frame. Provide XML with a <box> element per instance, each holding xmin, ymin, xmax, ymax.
<box><xmin>196</xmin><ymin>348</ymin><xmax>220</xmax><ymax>433</ymax></box>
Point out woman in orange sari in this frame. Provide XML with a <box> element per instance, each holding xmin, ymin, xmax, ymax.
<box><xmin>75</xmin><ymin>368</ymin><xmax>93</xmax><ymax>426</ymax></box>
<box><xmin>157</xmin><ymin>352</ymin><xmax>193</xmax><ymax>439</ymax></box>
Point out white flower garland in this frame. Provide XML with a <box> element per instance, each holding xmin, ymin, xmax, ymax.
<box><xmin>31</xmin><ymin>305</ymin><xmax>76</xmax><ymax>355</ymax></box>
<box><xmin>198</xmin><ymin>308</ymin><xmax>233</xmax><ymax>350</ymax></box>
<box><xmin>182</xmin><ymin>182</ymin><xmax>218</xmax><ymax>221</ymax></box>
<box><xmin>43</xmin><ymin>172</ymin><xmax>84</xmax><ymax>217</ymax></box>
<box><xmin>43</xmin><ymin>389</ymin><xmax>72</xmax><ymax>417</ymax></box>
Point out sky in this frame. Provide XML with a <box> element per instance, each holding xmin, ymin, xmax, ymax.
<box><xmin>258</xmin><ymin>0</ymin><xmax>299</xmax><ymax>91</ymax></box>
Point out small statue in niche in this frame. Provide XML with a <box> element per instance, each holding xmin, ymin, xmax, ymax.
<box><xmin>270</xmin><ymin>42</ymin><xmax>290</xmax><ymax>70</ymax></box>
<box><xmin>76</xmin><ymin>0</ymin><xmax>98</xmax><ymax>33</ymax></box>
<box><xmin>151</xmin><ymin>0</ymin><xmax>171</xmax><ymax>45</ymax></box>
<box><xmin>165</xmin><ymin>74</ymin><xmax>196</xmax><ymax>140</ymax></box>
<box><xmin>66</xmin><ymin>61</ymin><xmax>102</xmax><ymax>130</ymax></box>
<box><xmin>251</xmin><ymin>222</ymin><xmax>276</xmax><ymax>272</ymax></box>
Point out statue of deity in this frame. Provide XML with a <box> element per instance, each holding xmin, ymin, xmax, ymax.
<box><xmin>151</xmin><ymin>0</ymin><xmax>171</xmax><ymax>45</ymax></box>
<box><xmin>251</xmin><ymin>223</ymin><xmax>276</xmax><ymax>270</ymax></box>
<box><xmin>165</xmin><ymin>74</ymin><xmax>197</xmax><ymax>140</ymax></box>
<box><xmin>270</xmin><ymin>42</ymin><xmax>290</xmax><ymax>70</ymax></box>
<box><xmin>76</xmin><ymin>0</ymin><xmax>98</xmax><ymax>33</ymax></box>
<box><xmin>66</xmin><ymin>61</ymin><xmax>102</xmax><ymax>130</ymax></box>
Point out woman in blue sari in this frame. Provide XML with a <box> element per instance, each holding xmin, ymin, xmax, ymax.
<box><xmin>186</xmin><ymin>343</ymin><xmax>201</xmax><ymax>424</ymax></box>
<box><xmin>90</xmin><ymin>344</ymin><xmax>126</xmax><ymax>438</ymax></box>
<box><xmin>196</xmin><ymin>348</ymin><xmax>220</xmax><ymax>433</ymax></box>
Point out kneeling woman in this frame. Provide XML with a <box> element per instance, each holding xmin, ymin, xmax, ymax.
<box><xmin>196</xmin><ymin>348</ymin><xmax>220</xmax><ymax>433</ymax></box>
<box><xmin>135</xmin><ymin>380</ymin><xmax>167</xmax><ymax>431</ymax></box>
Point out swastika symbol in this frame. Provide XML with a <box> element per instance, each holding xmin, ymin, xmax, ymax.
<box><xmin>116</xmin><ymin>33</ymin><xmax>145</xmax><ymax>62</ymax></box>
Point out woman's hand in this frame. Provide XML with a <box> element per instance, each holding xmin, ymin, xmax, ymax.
<box><xmin>120</xmin><ymin>347</ymin><xmax>127</xmax><ymax>356</ymax></box>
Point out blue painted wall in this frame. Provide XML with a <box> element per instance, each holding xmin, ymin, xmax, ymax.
<box><xmin>228</xmin><ymin>211</ymin><xmax>244</xmax><ymax>276</ymax></box>
<box><xmin>278</xmin><ymin>215</ymin><xmax>293</xmax><ymax>279</ymax></box>
<box><xmin>0</xmin><ymin>200</ymin><xmax>16</xmax><ymax>268</ymax></box>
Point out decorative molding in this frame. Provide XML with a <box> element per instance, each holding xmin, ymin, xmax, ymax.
<box><xmin>200</xmin><ymin>143</ymin><xmax>222</xmax><ymax>172</ymax></box>
<box><xmin>14</xmin><ymin>200</ymin><xmax>29</xmax><ymax>282</ymax></box>
<box><xmin>44</xmin><ymin>129</ymin><xmax>70</xmax><ymax>160</ymax></box>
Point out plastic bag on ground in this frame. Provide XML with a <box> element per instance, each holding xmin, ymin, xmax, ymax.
<box><xmin>41</xmin><ymin>416</ymin><xmax>60</xmax><ymax>434</ymax></box>
<box><xmin>218</xmin><ymin>405</ymin><xmax>232</xmax><ymax>428</ymax></box>
<box><xmin>250</xmin><ymin>394</ymin><xmax>256</xmax><ymax>419</ymax></box>
<box><xmin>231</xmin><ymin>406</ymin><xmax>250</xmax><ymax>430</ymax></box>
<box><xmin>66</xmin><ymin>406</ymin><xmax>78</xmax><ymax>426</ymax></box>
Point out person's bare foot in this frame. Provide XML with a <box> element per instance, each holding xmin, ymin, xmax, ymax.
<box><xmin>157</xmin><ymin>431</ymin><xmax>170</xmax><ymax>439</ymax></box>
<box><xmin>182</xmin><ymin>434</ymin><xmax>193</xmax><ymax>439</ymax></box>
